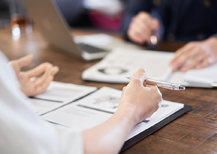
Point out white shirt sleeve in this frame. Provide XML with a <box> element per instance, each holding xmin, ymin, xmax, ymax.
<box><xmin>0</xmin><ymin>52</ymin><xmax>83</xmax><ymax>154</ymax></box>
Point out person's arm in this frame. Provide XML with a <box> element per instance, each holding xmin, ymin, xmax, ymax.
<box><xmin>1</xmin><ymin>53</ymin><xmax>161</xmax><ymax>154</ymax></box>
<box><xmin>82</xmin><ymin>68</ymin><xmax>161</xmax><ymax>154</ymax></box>
<box><xmin>169</xmin><ymin>36</ymin><xmax>217</xmax><ymax>72</ymax></box>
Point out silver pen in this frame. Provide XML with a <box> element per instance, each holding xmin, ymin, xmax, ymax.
<box><xmin>126</xmin><ymin>76</ymin><xmax>185</xmax><ymax>91</ymax></box>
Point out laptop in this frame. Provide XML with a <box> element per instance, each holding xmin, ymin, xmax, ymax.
<box><xmin>20</xmin><ymin>0</ymin><xmax>109</xmax><ymax>60</ymax></box>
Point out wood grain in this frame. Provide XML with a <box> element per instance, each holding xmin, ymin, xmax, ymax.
<box><xmin>1</xmin><ymin>26</ymin><xmax>217</xmax><ymax>154</ymax></box>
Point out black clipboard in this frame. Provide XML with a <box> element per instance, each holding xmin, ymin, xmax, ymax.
<box><xmin>120</xmin><ymin>105</ymin><xmax>192</xmax><ymax>152</ymax></box>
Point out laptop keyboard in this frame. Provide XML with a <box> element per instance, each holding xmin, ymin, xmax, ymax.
<box><xmin>77</xmin><ymin>43</ymin><xmax>108</xmax><ymax>53</ymax></box>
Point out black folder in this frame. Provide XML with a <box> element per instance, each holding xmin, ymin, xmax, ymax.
<box><xmin>120</xmin><ymin>105</ymin><xmax>192</xmax><ymax>152</ymax></box>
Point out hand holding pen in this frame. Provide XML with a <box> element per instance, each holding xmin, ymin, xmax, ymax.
<box><xmin>127</xmin><ymin>12</ymin><xmax>160</xmax><ymax>45</ymax></box>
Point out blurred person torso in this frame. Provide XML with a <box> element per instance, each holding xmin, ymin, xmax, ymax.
<box><xmin>122</xmin><ymin>0</ymin><xmax>217</xmax><ymax>42</ymax></box>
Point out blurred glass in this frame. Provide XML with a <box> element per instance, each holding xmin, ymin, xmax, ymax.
<box><xmin>9</xmin><ymin>0</ymin><xmax>32</xmax><ymax>39</ymax></box>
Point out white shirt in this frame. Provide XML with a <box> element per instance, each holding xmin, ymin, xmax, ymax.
<box><xmin>0</xmin><ymin>51</ymin><xmax>83</xmax><ymax>154</ymax></box>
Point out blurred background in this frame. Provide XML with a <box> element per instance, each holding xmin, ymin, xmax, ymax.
<box><xmin>0</xmin><ymin>0</ymin><xmax>127</xmax><ymax>33</ymax></box>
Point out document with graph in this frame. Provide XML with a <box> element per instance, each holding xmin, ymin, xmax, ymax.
<box><xmin>42</xmin><ymin>87</ymin><xmax>184</xmax><ymax>140</ymax></box>
<box><xmin>82</xmin><ymin>48</ymin><xmax>174</xmax><ymax>83</ymax></box>
<box><xmin>82</xmin><ymin>48</ymin><xmax>217</xmax><ymax>88</ymax></box>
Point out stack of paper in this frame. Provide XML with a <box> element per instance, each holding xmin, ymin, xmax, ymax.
<box><xmin>82</xmin><ymin>48</ymin><xmax>217</xmax><ymax>88</ymax></box>
<box><xmin>42</xmin><ymin>87</ymin><xmax>184</xmax><ymax>140</ymax></box>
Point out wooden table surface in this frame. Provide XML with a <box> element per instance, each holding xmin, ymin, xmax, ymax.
<box><xmin>1</xmin><ymin>27</ymin><xmax>217</xmax><ymax>154</ymax></box>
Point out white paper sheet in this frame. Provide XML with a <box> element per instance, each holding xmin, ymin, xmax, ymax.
<box><xmin>183</xmin><ymin>63</ymin><xmax>217</xmax><ymax>84</ymax></box>
<box><xmin>167</xmin><ymin>71</ymin><xmax>212</xmax><ymax>88</ymax></box>
<box><xmin>82</xmin><ymin>47</ymin><xmax>217</xmax><ymax>88</ymax></box>
<box><xmin>82</xmin><ymin>48</ymin><xmax>174</xmax><ymax>83</ymax></box>
<box><xmin>42</xmin><ymin>87</ymin><xmax>184</xmax><ymax>141</ymax></box>
<box><xmin>30</xmin><ymin>81</ymin><xmax>97</xmax><ymax>115</ymax></box>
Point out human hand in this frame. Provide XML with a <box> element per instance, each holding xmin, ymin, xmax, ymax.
<box><xmin>169</xmin><ymin>37</ymin><xmax>217</xmax><ymax>72</ymax></box>
<box><xmin>10</xmin><ymin>55</ymin><xmax>59</xmax><ymax>97</ymax></box>
<box><xmin>127</xmin><ymin>12</ymin><xmax>160</xmax><ymax>44</ymax></box>
<box><xmin>119</xmin><ymin>69</ymin><xmax>162</xmax><ymax>125</ymax></box>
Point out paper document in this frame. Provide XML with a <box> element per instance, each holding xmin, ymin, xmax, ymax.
<box><xmin>82</xmin><ymin>48</ymin><xmax>174</xmax><ymax>83</ymax></box>
<box><xmin>30</xmin><ymin>81</ymin><xmax>97</xmax><ymax>115</ymax></box>
<box><xmin>183</xmin><ymin>63</ymin><xmax>217</xmax><ymax>84</ymax></box>
<box><xmin>42</xmin><ymin>87</ymin><xmax>184</xmax><ymax>140</ymax></box>
<box><xmin>82</xmin><ymin>48</ymin><xmax>217</xmax><ymax>88</ymax></box>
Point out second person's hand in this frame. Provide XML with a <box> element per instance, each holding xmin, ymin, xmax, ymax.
<box><xmin>10</xmin><ymin>55</ymin><xmax>59</xmax><ymax>97</ymax></box>
<box><xmin>169</xmin><ymin>37</ymin><xmax>217</xmax><ymax>72</ymax></box>
<box><xmin>127</xmin><ymin>12</ymin><xmax>160</xmax><ymax>45</ymax></box>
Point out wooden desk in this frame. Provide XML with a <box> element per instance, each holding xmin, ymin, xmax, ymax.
<box><xmin>1</xmin><ymin>27</ymin><xmax>217</xmax><ymax>154</ymax></box>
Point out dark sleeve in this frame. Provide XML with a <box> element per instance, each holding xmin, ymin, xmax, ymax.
<box><xmin>210</xmin><ymin>34</ymin><xmax>217</xmax><ymax>38</ymax></box>
<box><xmin>54</xmin><ymin>0</ymin><xmax>87</xmax><ymax>26</ymax></box>
<box><xmin>121</xmin><ymin>0</ymin><xmax>153</xmax><ymax>40</ymax></box>
<box><xmin>0</xmin><ymin>0</ymin><xmax>9</xmax><ymax>13</ymax></box>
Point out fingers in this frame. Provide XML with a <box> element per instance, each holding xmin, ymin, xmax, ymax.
<box><xmin>17</xmin><ymin>54</ymin><xmax>33</xmax><ymax>68</ymax></box>
<box><xmin>51</xmin><ymin>66</ymin><xmax>59</xmax><ymax>76</ymax></box>
<box><xmin>20</xmin><ymin>64</ymin><xmax>58</xmax><ymax>96</ymax></box>
<box><xmin>33</xmin><ymin>65</ymin><xmax>54</xmax><ymax>95</ymax></box>
<box><xmin>196</xmin><ymin>56</ymin><xmax>213</xmax><ymax>69</ymax></box>
<box><xmin>34</xmin><ymin>65</ymin><xmax>52</xmax><ymax>87</ymax></box>
<box><xmin>136</xmin><ymin>12</ymin><xmax>159</xmax><ymax>30</ymax></box>
<box><xmin>36</xmin><ymin>76</ymin><xmax>53</xmax><ymax>94</ymax></box>
<box><xmin>9</xmin><ymin>55</ymin><xmax>33</xmax><ymax>76</ymax></box>
<box><xmin>122</xmin><ymin>86</ymin><xmax>126</xmax><ymax>92</ymax></box>
<box><xmin>146</xmin><ymin>84</ymin><xmax>162</xmax><ymax>102</ymax></box>
<box><xmin>181</xmin><ymin>54</ymin><xmax>204</xmax><ymax>72</ymax></box>
<box><xmin>27</xmin><ymin>62</ymin><xmax>52</xmax><ymax>78</ymax></box>
<box><xmin>127</xmin><ymin>12</ymin><xmax>160</xmax><ymax>44</ymax></box>
<box><xmin>132</xmin><ymin>68</ymin><xmax>146</xmax><ymax>85</ymax></box>
<box><xmin>169</xmin><ymin>42</ymin><xmax>210</xmax><ymax>71</ymax></box>
<box><xmin>170</xmin><ymin>43</ymin><xmax>196</xmax><ymax>70</ymax></box>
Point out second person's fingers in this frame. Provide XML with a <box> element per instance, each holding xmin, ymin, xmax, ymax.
<box><xmin>27</xmin><ymin>62</ymin><xmax>52</xmax><ymax>78</ymax></box>
<box><xmin>181</xmin><ymin>54</ymin><xmax>205</xmax><ymax>72</ymax></box>
<box><xmin>33</xmin><ymin>66</ymin><xmax>52</xmax><ymax>87</ymax></box>
<box><xmin>51</xmin><ymin>66</ymin><xmax>59</xmax><ymax>76</ymax></box>
<box><xmin>35</xmin><ymin>76</ymin><xmax>53</xmax><ymax>95</ymax></box>
<box><xmin>170</xmin><ymin>47</ymin><xmax>200</xmax><ymax>70</ymax></box>
<box><xmin>196</xmin><ymin>57</ymin><xmax>213</xmax><ymax>69</ymax></box>
<box><xmin>17</xmin><ymin>54</ymin><xmax>33</xmax><ymax>68</ymax></box>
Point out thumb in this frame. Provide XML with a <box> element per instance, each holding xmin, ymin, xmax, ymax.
<box><xmin>17</xmin><ymin>54</ymin><xmax>33</xmax><ymax>68</ymax></box>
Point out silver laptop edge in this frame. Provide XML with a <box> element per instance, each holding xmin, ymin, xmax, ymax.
<box><xmin>20</xmin><ymin>0</ymin><xmax>109</xmax><ymax>60</ymax></box>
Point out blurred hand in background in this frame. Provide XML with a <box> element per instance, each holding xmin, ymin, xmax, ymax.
<box><xmin>127</xmin><ymin>12</ymin><xmax>160</xmax><ymax>44</ymax></box>
<box><xmin>170</xmin><ymin>37</ymin><xmax>217</xmax><ymax>72</ymax></box>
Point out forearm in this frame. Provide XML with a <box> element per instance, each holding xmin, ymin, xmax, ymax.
<box><xmin>82</xmin><ymin>106</ymin><xmax>137</xmax><ymax>154</ymax></box>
